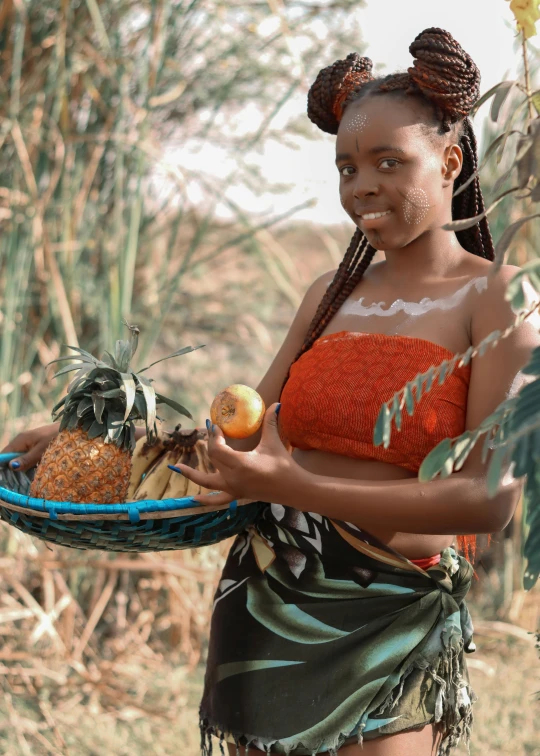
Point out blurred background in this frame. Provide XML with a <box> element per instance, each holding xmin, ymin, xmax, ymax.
<box><xmin>0</xmin><ymin>0</ymin><xmax>538</xmax><ymax>753</ymax></box>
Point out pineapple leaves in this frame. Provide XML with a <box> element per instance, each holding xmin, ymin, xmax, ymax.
<box><xmin>155</xmin><ymin>393</ymin><xmax>193</xmax><ymax>420</ymax></box>
<box><xmin>134</xmin><ymin>374</ymin><xmax>157</xmax><ymax>437</ymax></box>
<box><xmin>137</xmin><ymin>344</ymin><xmax>205</xmax><ymax>373</ymax></box>
<box><xmin>120</xmin><ymin>373</ymin><xmax>137</xmax><ymax>422</ymax></box>
<box><xmin>92</xmin><ymin>392</ymin><xmax>106</xmax><ymax>424</ymax></box>
<box><xmin>115</xmin><ymin>339</ymin><xmax>133</xmax><ymax>373</ymax></box>
<box><xmin>48</xmin><ymin>324</ymin><xmax>202</xmax><ymax>453</ymax></box>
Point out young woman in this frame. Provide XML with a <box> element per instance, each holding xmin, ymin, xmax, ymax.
<box><xmin>3</xmin><ymin>27</ymin><xmax>538</xmax><ymax>756</ymax></box>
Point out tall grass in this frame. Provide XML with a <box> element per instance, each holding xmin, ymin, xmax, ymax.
<box><xmin>0</xmin><ymin>0</ymin><xmax>365</xmax><ymax>437</ymax></box>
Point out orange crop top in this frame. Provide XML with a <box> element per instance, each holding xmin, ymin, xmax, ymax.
<box><xmin>279</xmin><ymin>331</ymin><xmax>471</xmax><ymax>473</ymax></box>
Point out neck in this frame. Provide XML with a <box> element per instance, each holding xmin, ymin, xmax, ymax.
<box><xmin>381</xmin><ymin>224</ymin><xmax>467</xmax><ymax>283</ymax></box>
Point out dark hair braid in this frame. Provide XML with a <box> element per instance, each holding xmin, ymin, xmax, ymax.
<box><xmin>279</xmin><ymin>28</ymin><xmax>494</xmax><ymax>402</ymax></box>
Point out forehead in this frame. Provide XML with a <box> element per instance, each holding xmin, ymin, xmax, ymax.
<box><xmin>337</xmin><ymin>96</ymin><xmax>438</xmax><ymax>150</ymax></box>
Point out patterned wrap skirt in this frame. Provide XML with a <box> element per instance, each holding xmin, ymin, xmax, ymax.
<box><xmin>199</xmin><ymin>502</ymin><xmax>476</xmax><ymax>756</ymax></box>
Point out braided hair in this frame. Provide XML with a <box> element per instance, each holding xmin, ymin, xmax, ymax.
<box><xmin>278</xmin><ymin>28</ymin><xmax>495</xmax><ymax>401</ymax></box>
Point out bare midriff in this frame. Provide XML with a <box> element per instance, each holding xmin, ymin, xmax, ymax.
<box><xmin>291</xmin><ymin>438</ymin><xmax>454</xmax><ymax>560</ymax></box>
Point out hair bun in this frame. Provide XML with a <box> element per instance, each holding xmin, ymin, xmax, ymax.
<box><xmin>408</xmin><ymin>28</ymin><xmax>480</xmax><ymax>123</ymax></box>
<box><xmin>307</xmin><ymin>53</ymin><xmax>374</xmax><ymax>135</ymax></box>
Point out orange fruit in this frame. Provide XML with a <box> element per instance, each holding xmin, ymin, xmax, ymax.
<box><xmin>210</xmin><ymin>384</ymin><xmax>266</xmax><ymax>439</ymax></box>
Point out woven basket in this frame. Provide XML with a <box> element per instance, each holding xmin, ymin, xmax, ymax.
<box><xmin>0</xmin><ymin>440</ymin><xmax>266</xmax><ymax>552</ymax></box>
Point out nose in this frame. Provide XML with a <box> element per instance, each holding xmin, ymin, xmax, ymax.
<box><xmin>353</xmin><ymin>177</ymin><xmax>379</xmax><ymax>199</ymax></box>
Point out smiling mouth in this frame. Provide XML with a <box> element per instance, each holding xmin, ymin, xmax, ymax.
<box><xmin>359</xmin><ymin>210</ymin><xmax>392</xmax><ymax>220</ymax></box>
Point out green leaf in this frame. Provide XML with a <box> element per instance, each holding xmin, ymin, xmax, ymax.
<box><xmin>60</xmin><ymin>345</ymin><xmax>100</xmax><ymax>364</ymax></box>
<box><xmin>97</xmin><ymin>388</ymin><xmax>124</xmax><ymax>399</ymax></box>
<box><xmin>403</xmin><ymin>384</ymin><xmax>414</xmax><ymax>416</ymax></box>
<box><xmin>115</xmin><ymin>340</ymin><xmax>132</xmax><ymax>373</ymax></box>
<box><xmin>138</xmin><ymin>344</ymin><xmax>205</xmax><ymax>373</ymax></box>
<box><xmin>477</xmin><ymin>329</ymin><xmax>502</xmax><ymax>356</ymax></box>
<box><xmin>77</xmin><ymin>397</ymin><xmax>93</xmax><ymax>418</ymax></box>
<box><xmin>373</xmin><ymin>405</ymin><xmax>391</xmax><ymax>448</ymax></box>
<box><xmin>101</xmin><ymin>351</ymin><xmax>119</xmax><ymax>369</ymax></box>
<box><xmin>458</xmin><ymin>346</ymin><xmax>474</xmax><ymax>367</ymax></box>
<box><xmin>453</xmin><ymin>132</ymin><xmax>514</xmax><ymax>199</ymax></box>
<box><xmin>392</xmin><ymin>393</ymin><xmax>402</xmax><ymax>431</ymax></box>
<box><xmin>471</xmin><ymin>81</ymin><xmax>516</xmax><ymax>118</ymax></box>
<box><xmin>531</xmin><ymin>91</ymin><xmax>540</xmax><ymax>116</ymax></box>
<box><xmin>522</xmin><ymin>346</ymin><xmax>540</xmax><ymax>376</ymax></box>
<box><xmin>120</xmin><ymin>373</ymin><xmax>137</xmax><ymax>422</ymax></box>
<box><xmin>155</xmin><ymin>392</ymin><xmax>193</xmax><ymax>420</ymax></box>
<box><xmin>418</xmin><ymin>437</ymin><xmax>454</xmax><ymax>482</ymax></box>
<box><xmin>134</xmin><ymin>374</ymin><xmax>157</xmax><ymax>434</ymax></box>
<box><xmin>453</xmin><ymin>434</ymin><xmax>476</xmax><ymax>471</ymax></box>
<box><xmin>425</xmin><ymin>367</ymin><xmax>435</xmax><ymax>392</ymax></box>
<box><xmin>133</xmin><ymin>393</ymin><xmax>147</xmax><ymax>421</ymax></box>
<box><xmin>88</xmin><ymin>420</ymin><xmax>105</xmax><ymax>440</ymax></box>
<box><xmin>438</xmin><ymin>360</ymin><xmax>449</xmax><ymax>385</ymax></box>
<box><xmin>487</xmin><ymin>445</ymin><xmax>511</xmax><ymax>498</ymax></box>
<box><xmin>412</xmin><ymin>374</ymin><xmax>423</xmax><ymax>403</ymax></box>
<box><xmin>52</xmin><ymin>396</ymin><xmax>67</xmax><ymax>414</ymax></box>
<box><xmin>53</xmin><ymin>363</ymin><xmax>85</xmax><ymax>380</ymax></box>
<box><xmin>442</xmin><ymin>186</ymin><xmax>520</xmax><ymax>232</ymax></box>
<box><xmin>92</xmin><ymin>392</ymin><xmax>106</xmax><ymax>424</ymax></box>
<box><xmin>490</xmin><ymin>80</ymin><xmax>517</xmax><ymax>122</ymax></box>
<box><xmin>493</xmin><ymin>214</ymin><xmax>540</xmax><ymax>271</ymax></box>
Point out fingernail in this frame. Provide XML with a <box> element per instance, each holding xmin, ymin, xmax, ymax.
<box><xmin>212</xmin><ymin>424</ymin><xmax>217</xmax><ymax>434</ymax></box>
<box><xmin>168</xmin><ymin>465</ymin><xmax>183</xmax><ymax>475</ymax></box>
<box><xmin>275</xmin><ymin>403</ymin><xmax>281</xmax><ymax>416</ymax></box>
<box><xmin>205</xmin><ymin>419</ymin><xmax>211</xmax><ymax>432</ymax></box>
<box><xmin>10</xmin><ymin>461</ymin><xmax>20</xmax><ymax>470</ymax></box>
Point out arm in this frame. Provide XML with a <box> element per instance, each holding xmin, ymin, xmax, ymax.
<box><xmin>275</xmin><ymin>267</ymin><xmax>540</xmax><ymax>534</ymax></box>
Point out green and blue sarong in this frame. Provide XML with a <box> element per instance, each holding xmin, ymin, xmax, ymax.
<box><xmin>199</xmin><ymin>502</ymin><xmax>476</xmax><ymax>755</ymax></box>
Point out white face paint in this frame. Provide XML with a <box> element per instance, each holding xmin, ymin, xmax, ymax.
<box><xmin>339</xmin><ymin>276</ymin><xmax>488</xmax><ymax>318</ymax></box>
<box><xmin>402</xmin><ymin>187</ymin><xmax>430</xmax><ymax>225</ymax></box>
<box><xmin>343</xmin><ymin>112</ymin><xmax>368</xmax><ymax>134</ymax></box>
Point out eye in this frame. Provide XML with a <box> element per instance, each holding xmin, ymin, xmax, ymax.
<box><xmin>379</xmin><ymin>158</ymin><xmax>400</xmax><ymax>170</ymax></box>
<box><xmin>339</xmin><ymin>166</ymin><xmax>355</xmax><ymax>177</ymax></box>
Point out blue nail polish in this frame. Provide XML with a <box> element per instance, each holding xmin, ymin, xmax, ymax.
<box><xmin>168</xmin><ymin>465</ymin><xmax>183</xmax><ymax>475</ymax></box>
<box><xmin>206</xmin><ymin>419</ymin><xmax>211</xmax><ymax>432</ymax></box>
<box><xmin>275</xmin><ymin>403</ymin><xmax>281</xmax><ymax>416</ymax></box>
<box><xmin>10</xmin><ymin>461</ymin><xmax>20</xmax><ymax>470</ymax></box>
<box><xmin>212</xmin><ymin>424</ymin><xmax>217</xmax><ymax>434</ymax></box>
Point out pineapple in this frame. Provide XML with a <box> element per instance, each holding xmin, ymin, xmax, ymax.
<box><xmin>30</xmin><ymin>322</ymin><xmax>203</xmax><ymax>504</ymax></box>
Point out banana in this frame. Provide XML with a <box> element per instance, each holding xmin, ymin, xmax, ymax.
<box><xmin>194</xmin><ymin>440</ymin><xmax>216</xmax><ymax>496</ymax></box>
<box><xmin>127</xmin><ymin>434</ymin><xmax>165</xmax><ymax>499</ymax></box>
<box><xmin>180</xmin><ymin>445</ymin><xmax>203</xmax><ymax>498</ymax></box>
<box><xmin>132</xmin><ymin>449</ymin><xmax>176</xmax><ymax>501</ymax></box>
<box><xmin>161</xmin><ymin>446</ymin><xmax>190</xmax><ymax>500</ymax></box>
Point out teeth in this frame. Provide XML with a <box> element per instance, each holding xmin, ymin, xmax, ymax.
<box><xmin>362</xmin><ymin>211</ymin><xmax>391</xmax><ymax>220</ymax></box>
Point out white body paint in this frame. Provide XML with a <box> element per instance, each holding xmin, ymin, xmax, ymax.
<box><xmin>402</xmin><ymin>187</ymin><xmax>430</xmax><ymax>225</ymax></box>
<box><xmin>343</xmin><ymin>113</ymin><xmax>368</xmax><ymax>133</ymax></box>
<box><xmin>339</xmin><ymin>276</ymin><xmax>488</xmax><ymax>318</ymax></box>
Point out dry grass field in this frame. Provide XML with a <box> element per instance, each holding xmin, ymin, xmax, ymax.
<box><xmin>0</xmin><ymin>631</ymin><xmax>537</xmax><ymax>755</ymax></box>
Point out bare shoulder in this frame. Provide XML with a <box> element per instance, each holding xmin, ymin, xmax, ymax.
<box><xmin>471</xmin><ymin>264</ymin><xmax>533</xmax><ymax>335</ymax></box>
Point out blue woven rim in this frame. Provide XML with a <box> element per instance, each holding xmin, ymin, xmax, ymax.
<box><xmin>0</xmin><ymin>452</ymin><xmax>238</xmax><ymax>523</ymax></box>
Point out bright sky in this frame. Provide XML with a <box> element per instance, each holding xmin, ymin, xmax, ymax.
<box><xmin>167</xmin><ymin>0</ymin><xmax>530</xmax><ymax>225</ymax></box>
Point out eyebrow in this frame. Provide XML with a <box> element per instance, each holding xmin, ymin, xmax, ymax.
<box><xmin>335</xmin><ymin>145</ymin><xmax>406</xmax><ymax>163</ymax></box>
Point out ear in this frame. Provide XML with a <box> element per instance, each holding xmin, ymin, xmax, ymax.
<box><xmin>442</xmin><ymin>143</ymin><xmax>463</xmax><ymax>186</ymax></box>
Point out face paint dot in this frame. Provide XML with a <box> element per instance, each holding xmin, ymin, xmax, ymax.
<box><xmin>343</xmin><ymin>113</ymin><xmax>368</xmax><ymax>134</ymax></box>
<box><xmin>402</xmin><ymin>187</ymin><xmax>430</xmax><ymax>225</ymax></box>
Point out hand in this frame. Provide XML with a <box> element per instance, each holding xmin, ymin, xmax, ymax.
<box><xmin>172</xmin><ymin>403</ymin><xmax>300</xmax><ymax>507</ymax></box>
<box><xmin>1</xmin><ymin>422</ymin><xmax>60</xmax><ymax>472</ymax></box>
